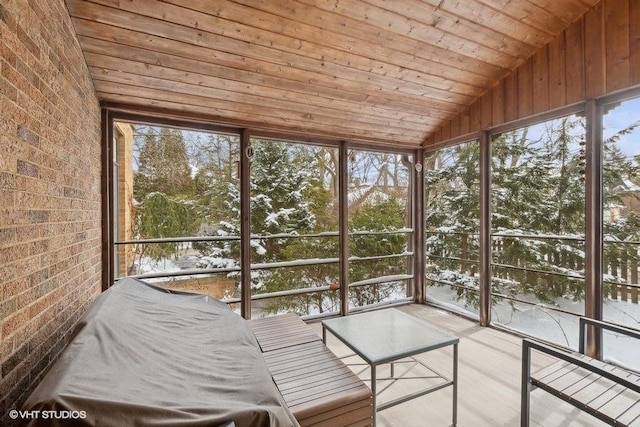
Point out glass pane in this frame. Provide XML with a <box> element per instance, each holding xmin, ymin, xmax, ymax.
<box><xmin>424</xmin><ymin>140</ymin><xmax>480</xmax><ymax>318</ymax></box>
<box><xmin>347</xmin><ymin>150</ymin><xmax>413</xmax><ymax>309</ymax></box>
<box><xmin>113</xmin><ymin>121</ymin><xmax>241</xmax><ymax>302</ymax></box>
<box><xmin>490</xmin><ymin>114</ymin><xmax>586</xmax><ymax>348</ymax></box>
<box><xmin>248</xmin><ymin>139</ymin><xmax>340</xmax><ymax>318</ymax></box>
<box><xmin>602</xmin><ymin>97</ymin><xmax>640</xmax><ymax>370</ymax></box>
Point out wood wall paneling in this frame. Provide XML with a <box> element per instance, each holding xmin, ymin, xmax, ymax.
<box><xmin>460</xmin><ymin>107</ymin><xmax>471</xmax><ymax>135</ymax></box>
<box><xmin>450</xmin><ymin>116</ymin><xmax>461</xmax><ymax>139</ymax></box>
<box><xmin>517</xmin><ymin>58</ymin><xmax>534</xmax><ymax>118</ymax></box>
<box><xmin>548</xmin><ymin>32</ymin><xmax>567</xmax><ymax>109</ymax></box>
<box><xmin>532</xmin><ymin>45</ymin><xmax>550</xmax><ymax>114</ymax></box>
<box><xmin>492</xmin><ymin>80</ymin><xmax>506</xmax><ymax>127</ymax></box>
<box><xmin>432</xmin><ymin>128</ymin><xmax>443</xmax><ymax>146</ymax></box>
<box><xmin>631</xmin><ymin>0</ymin><xmax>640</xmax><ymax>85</ymax></box>
<box><xmin>469</xmin><ymin>99</ymin><xmax>481</xmax><ymax>132</ymax></box>
<box><xmin>565</xmin><ymin>17</ymin><xmax>586</xmax><ymax>103</ymax></box>
<box><xmin>504</xmin><ymin>71</ymin><xmax>519</xmax><ymax>123</ymax></box>
<box><xmin>441</xmin><ymin>121</ymin><xmax>451</xmax><ymax>141</ymax></box>
<box><xmin>481</xmin><ymin>91</ymin><xmax>493</xmax><ymax>129</ymax></box>
<box><xmin>430</xmin><ymin>0</ymin><xmax>640</xmax><ymax>146</ymax></box>
<box><xmin>605</xmin><ymin>0</ymin><xmax>631</xmax><ymax>93</ymax></box>
<box><xmin>584</xmin><ymin>1</ymin><xmax>606</xmax><ymax>99</ymax></box>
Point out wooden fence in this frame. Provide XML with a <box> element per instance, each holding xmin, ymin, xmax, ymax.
<box><xmin>427</xmin><ymin>233</ymin><xmax>640</xmax><ymax>304</ymax></box>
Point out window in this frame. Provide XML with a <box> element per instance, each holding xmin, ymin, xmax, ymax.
<box><xmin>490</xmin><ymin>114</ymin><xmax>586</xmax><ymax>347</ymax></box>
<box><xmin>424</xmin><ymin>140</ymin><xmax>480</xmax><ymax>318</ymax></box>
<box><xmin>248</xmin><ymin>138</ymin><xmax>340</xmax><ymax>318</ymax></box>
<box><xmin>114</xmin><ymin>121</ymin><xmax>241</xmax><ymax>305</ymax></box>
<box><xmin>602</xmin><ymin>97</ymin><xmax>640</xmax><ymax>369</ymax></box>
<box><xmin>348</xmin><ymin>150</ymin><xmax>414</xmax><ymax>309</ymax></box>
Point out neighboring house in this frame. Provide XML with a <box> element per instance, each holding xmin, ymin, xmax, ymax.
<box><xmin>605</xmin><ymin>178</ymin><xmax>640</xmax><ymax>223</ymax></box>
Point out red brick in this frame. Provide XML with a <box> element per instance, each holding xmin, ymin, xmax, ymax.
<box><xmin>1</xmin><ymin>307</ymin><xmax>30</xmax><ymax>337</ymax></box>
<box><xmin>16</xmin><ymin>25</ymin><xmax>40</xmax><ymax>59</ymax></box>
<box><xmin>16</xmin><ymin>125</ymin><xmax>40</xmax><ymax>148</ymax></box>
<box><xmin>0</xmin><ymin>4</ymin><xmax>16</xmax><ymax>30</ymax></box>
<box><xmin>0</xmin><ymin>74</ymin><xmax>18</xmax><ymax>102</ymax></box>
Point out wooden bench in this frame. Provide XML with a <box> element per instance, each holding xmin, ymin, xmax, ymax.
<box><xmin>522</xmin><ymin>317</ymin><xmax>640</xmax><ymax>426</ymax></box>
<box><xmin>250</xmin><ymin>313</ymin><xmax>373</xmax><ymax>427</ymax></box>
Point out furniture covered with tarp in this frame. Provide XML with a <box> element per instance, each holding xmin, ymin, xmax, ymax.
<box><xmin>21</xmin><ymin>277</ymin><xmax>300</xmax><ymax>427</ymax></box>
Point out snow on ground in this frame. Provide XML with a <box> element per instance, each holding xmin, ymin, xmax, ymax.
<box><xmin>136</xmin><ymin>257</ymin><xmax>182</xmax><ymax>278</ymax></box>
<box><xmin>427</xmin><ymin>285</ymin><xmax>640</xmax><ymax>371</ymax></box>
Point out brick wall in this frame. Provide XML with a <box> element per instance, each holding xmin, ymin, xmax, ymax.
<box><xmin>0</xmin><ymin>0</ymin><xmax>101</xmax><ymax>424</ymax></box>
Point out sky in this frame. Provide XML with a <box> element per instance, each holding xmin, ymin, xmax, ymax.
<box><xmin>604</xmin><ymin>97</ymin><xmax>640</xmax><ymax>157</ymax></box>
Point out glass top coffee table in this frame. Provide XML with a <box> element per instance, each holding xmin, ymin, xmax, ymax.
<box><xmin>322</xmin><ymin>309</ymin><xmax>459</xmax><ymax>426</ymax></box>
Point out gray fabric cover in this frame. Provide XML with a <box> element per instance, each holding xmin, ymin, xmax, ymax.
<box><xmin>22</xmin><ymin>278</ymin><xmax>299</xmax><ymax>427</ymax></box>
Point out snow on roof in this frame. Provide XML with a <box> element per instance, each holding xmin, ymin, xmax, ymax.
<box><xmin>621</xmin><ymin>178</ymin><xmax>640</xmax><ymax>192</ymax></box>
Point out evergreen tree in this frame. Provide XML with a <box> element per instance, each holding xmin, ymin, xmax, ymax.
<box><xmin>424</xmin><ymin>141</ymin><xmax>481</xmax><ymax>307</ymax></box>
<box><xmin>196</xmin><ymin>141</ymin><xmax>317</xmax><ymax>285</ymax></box>
<box><xmin>491</xmin><ymin>118</ymin><xmax>587</xmax><ymax>303</ymax></box>
<box><xmin>258</xmin><ymin>145</ymin><xmax>340</xmax><ymax>315</ymax></box>
<box><xmin>349</xmin><ymin>197</ymin><xmax>407</xmax><ymax>306</ymax></box>
<box><xmin>134</xmin><ymin>128</ymin><xmax>195</xmax><ymax>199</ymax></box>
<box><xmin>426</xmin><ymin>116</ymin><xmax>588</xmax><ymax>307</ymax></box>
<box><xmin>601</xmin><ymin>120</ymin><xmax>640</xmax><ymax>294</ymax></box>
<box><xmin>426</xmin><ymin>115</ymin><xmax>640</xmax><ymax>309</ymax></box>
<box><xmin>132</xmin><ymin>127</ymin><xmax>198</xmax><ymax>265</ymax></box>
<box><xmin>135</xmin><ymin>192</ymin><xmax>199</xmax><ymax>261</ymax></box>
<box><xmin>192</xmin><ymin>134</ymin><xmax>240</xmax><ymax>227</ymax></box>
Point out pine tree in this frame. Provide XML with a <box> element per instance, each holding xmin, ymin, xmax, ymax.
<box><xmin>349</xmin><ymin>197</ymin><xmax>407</xmax><ymax>306</ymax></box>
<box><xmin>490</xmin><ymin>117</ymin><xmax>586</xmax><ymax>303</ymax></box>
<box><xmin>134</xmin><ymin>128</ymin><xmax>195</xmax><ymax>199</ymax></box>
<box><xmin>424</xmin><ymin>141</ymin><xmax>481</xmax><ymax>307</ymax></box>
<box><xmin>132</xmin><ymin>127</ymin><xmax>198</xmax><ymax>263</ymax></box>
<box><xmin>196</xmin><ymin>140</ymin><xmax>317</xmax><ymax>282</ymax></box>
<box><xmin>425</xmin><ymin>116</ymin><xmax>589</xmax><ymax>307</ymax></box>
<box><xmin>192</xmin><ymin>134</ymin><xmax>240</xmax><ymax>227</ymax></box>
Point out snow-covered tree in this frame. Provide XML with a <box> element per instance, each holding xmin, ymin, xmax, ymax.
<box><xmin>134</xmin><ymin>128</ymin><xmax>195</xmax><ymax>199</ymax></box>
<box><xmin>132</xmin><ymin>127</ymin><xmax>198</xmax><ymax>264</ymax></box>
<box><xmin>192</xmin><ymin>134</ymin><xmax>240</xmax><ymax>227</ymax></box>
<box><xmin>349</xmin><ymin>197</ymin><xmax>408</xmax><ymax>306</ymax></box>
<box><xmin>196</xmin><ymin>140</ymin><xmax>318</xmax><ymax>291</ymax></box>
<box><xmin>424</xmin><ymin>141</ymin><xmax>481</xmax><ymax>306</ymax></box>
<box><xmin>426</xmin><ymin>114</ymin><xmax>640</xmax><ymax>309</ymax></box>
<box><xmin>490</xmin><ymin>117</ymin><xmax>586</xmax><ymax>303</ymax></box>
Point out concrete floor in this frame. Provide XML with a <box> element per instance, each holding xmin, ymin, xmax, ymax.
<box><xmin>307</xmin><ymin>304</ymin><xmax>608</xmax><ymax>427</ymax></box>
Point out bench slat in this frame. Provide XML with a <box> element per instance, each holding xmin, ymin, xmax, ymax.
<box><xmin>250</xmin><ymin>314</ymin><xmax>373</xmax><ymax>427</ymax></box>
<box><xmin>532</xmin><ymin>356</ymin><xmax>640</xmax><ymax>426</ymax></box>
<box><xmin>598</xmin><ymin>389</ymin><xmax>640</xmax><ymax>421</ymax></box>
<box><xmin>249</xmin><ymin>313</ymin><xmax>321</xmax><ymax>352</ymax></box>
<box><xmin>616</xmin><ymin>400</ymin><xmax>640</xmax><ymax>425</ymax></box>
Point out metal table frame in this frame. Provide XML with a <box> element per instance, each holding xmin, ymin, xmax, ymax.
<box><xmin>322</xmin><ymin>309</ymin><xmax>459</xmax><ymax>426</ymax></box>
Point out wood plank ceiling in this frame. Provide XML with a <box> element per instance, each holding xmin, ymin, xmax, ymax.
<box><xmin>66</xmin><ymin>0</ymin><xmax>600</xmax><ymax>148</ymax></box>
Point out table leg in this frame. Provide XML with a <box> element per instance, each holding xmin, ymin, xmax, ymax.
<box><xmin>372</xmin><ymin>364</ymin><xmax>377</xmax><ymax>427</ymax></box>
<box><xmin>322</xmin><ymin>326</ymin><xmax>326</xmax><ymax>344</ymax></box>
<box><xmin>390</xmin><ymin>362</ymin><xmax>394</xmax><ymax>378</ymax></box>
<box><xmin>452</xmin><ymin>343</ymin><xmax>458</xmax><ymax>426</ymax></box>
